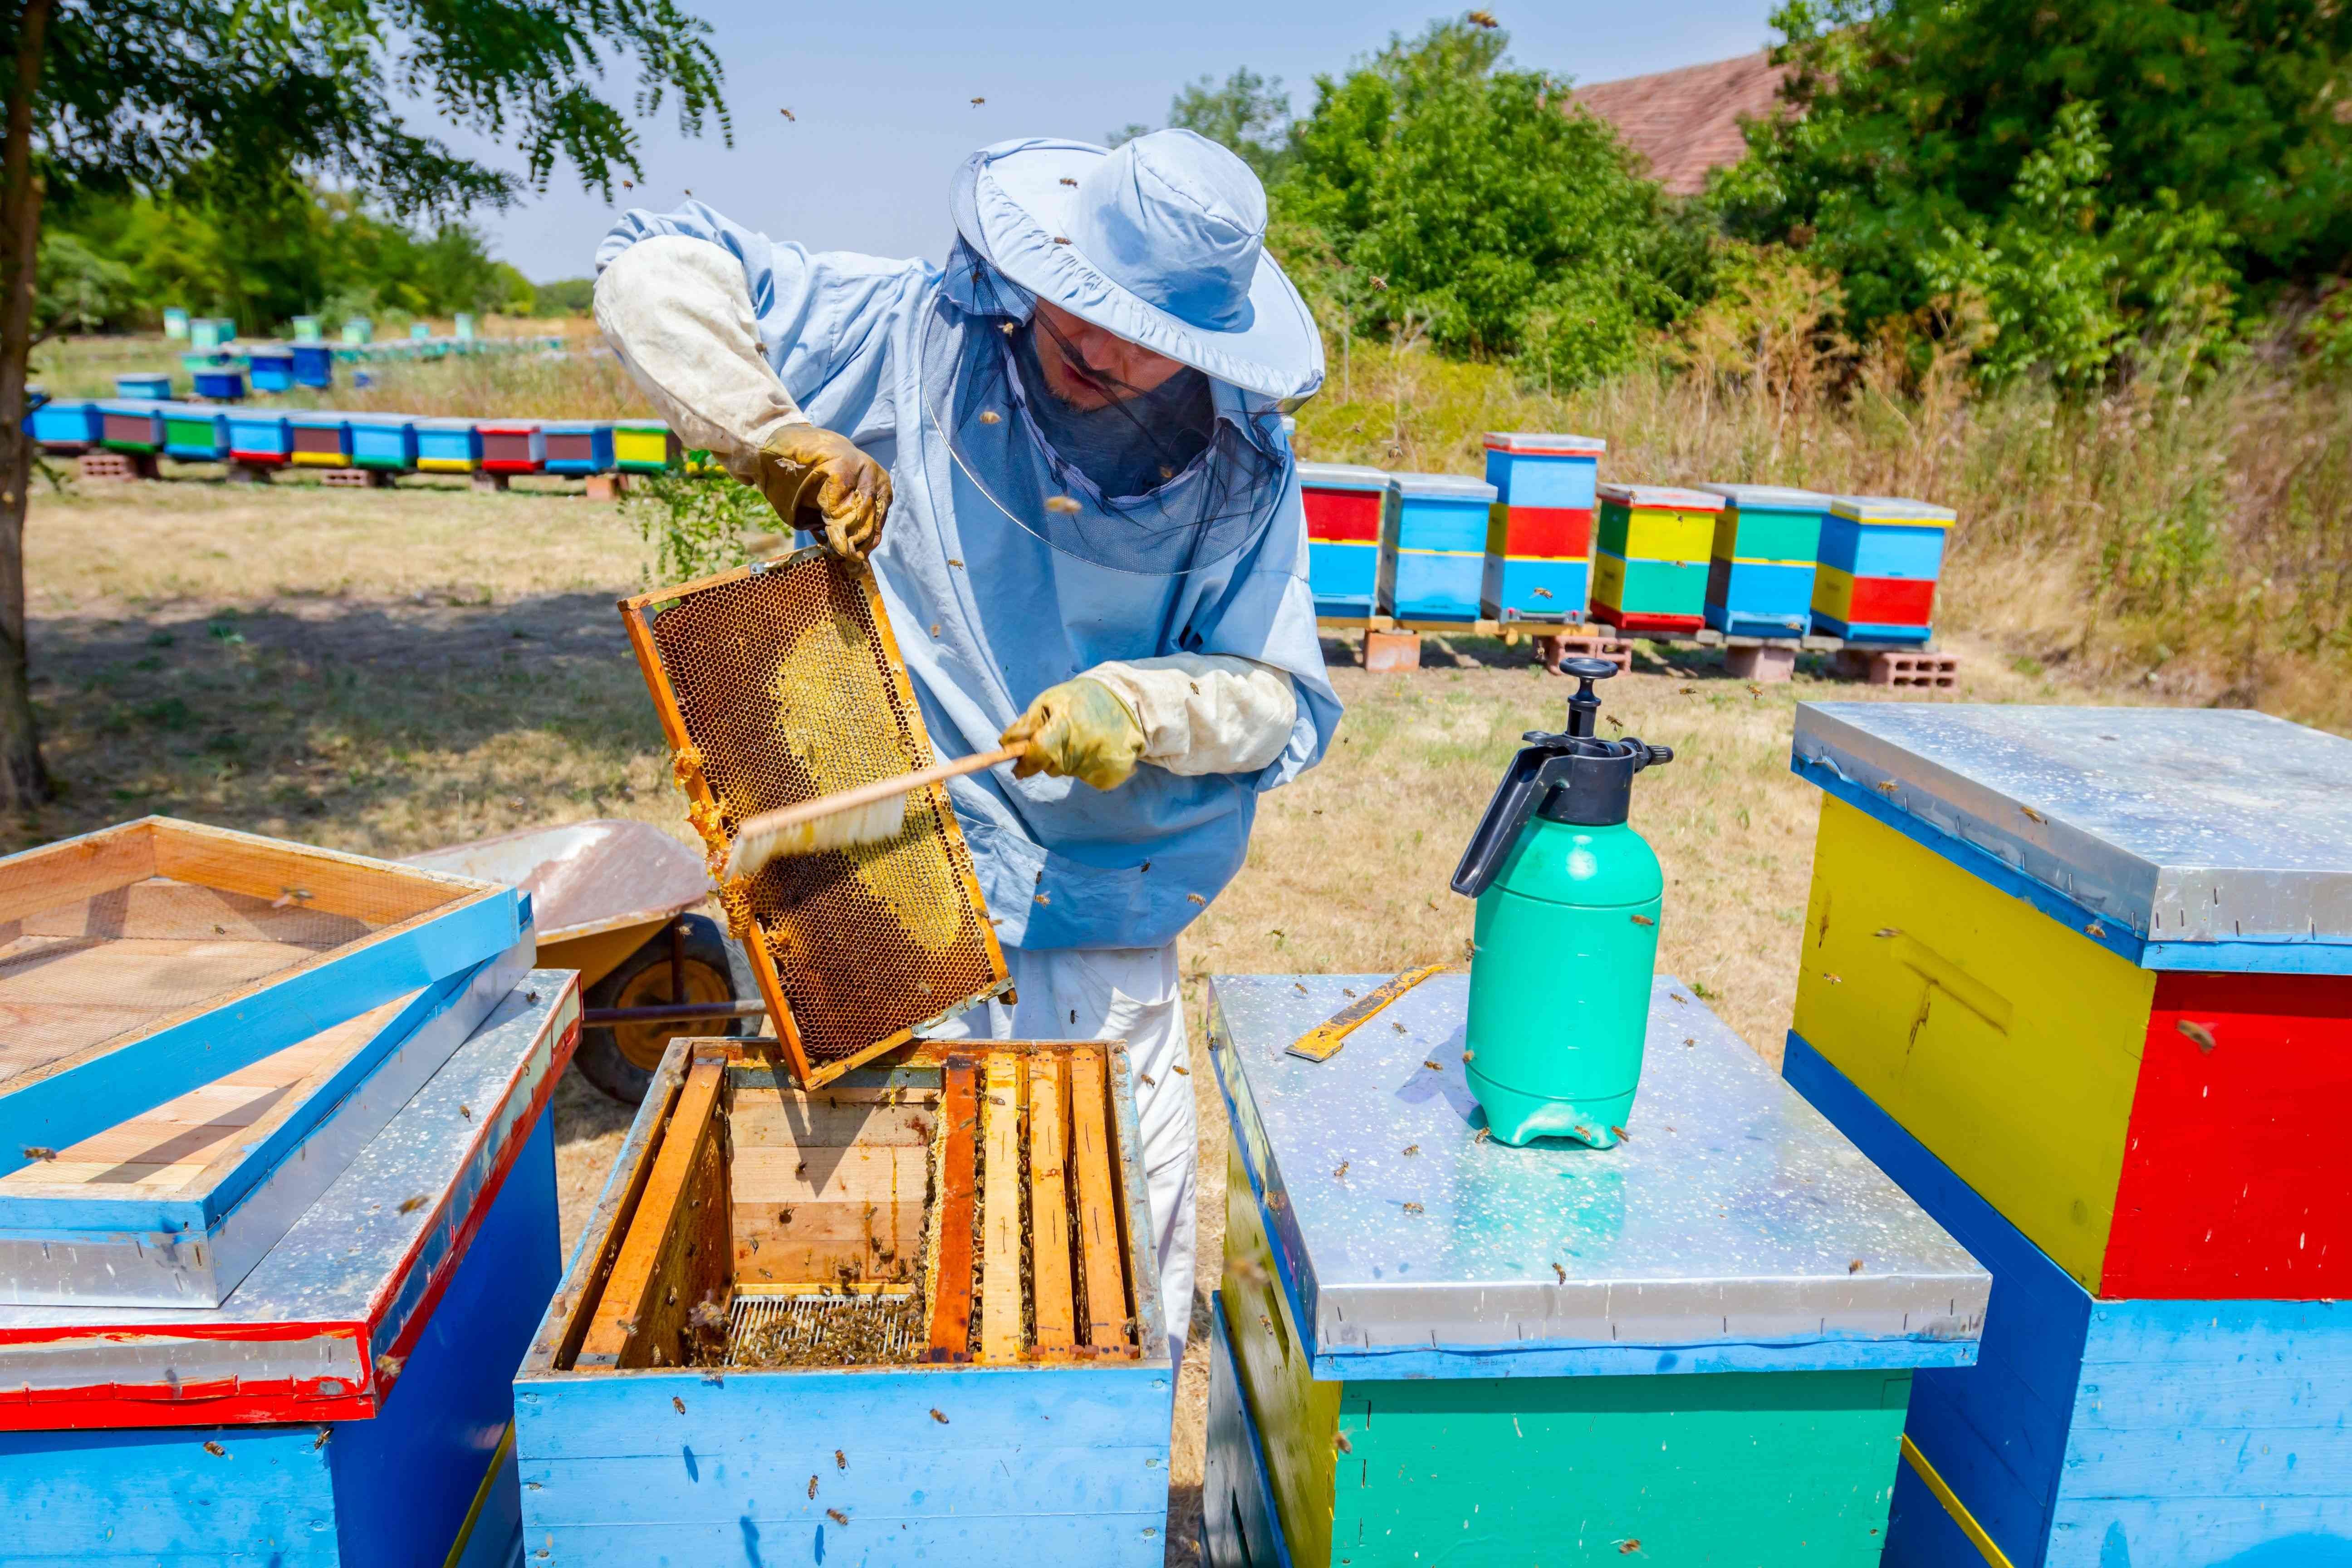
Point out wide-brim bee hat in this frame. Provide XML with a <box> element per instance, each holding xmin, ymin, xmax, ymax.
<box><xmin>949</xmin><ymin>129</ymin><xmax>1325</xmax><ymax>403</ymax></box>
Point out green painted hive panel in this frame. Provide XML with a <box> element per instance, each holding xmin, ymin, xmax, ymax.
<box><xmin>1720</xmin><ymin>507</ymin><xmax>1823</xmax><ymax>562</ymax></box>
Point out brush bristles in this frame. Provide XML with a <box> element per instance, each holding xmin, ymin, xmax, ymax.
<box><xmin>725</xmin><ymin>794</ymin><xmax>908</xmax><ymax>879</ymax></box>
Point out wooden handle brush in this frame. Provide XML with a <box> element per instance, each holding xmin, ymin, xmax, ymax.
<box><xmin>724</xmin><ymin>743</ymin><xmax>1030</xmax><ymax>880</ymax></box>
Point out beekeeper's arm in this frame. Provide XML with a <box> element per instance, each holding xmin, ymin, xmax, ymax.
<box><xmin>1003</xmin><ymin>657</ymin><xmax>1298</xmax><ymax>787</ymax></box>
<box><xmin>593</xmin><ymin>224</ymin><xmax>888</xmax><ymax>557</ymax></box>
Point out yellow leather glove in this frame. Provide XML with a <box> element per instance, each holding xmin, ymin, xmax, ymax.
<box><xmin>755</xmin><ymin>424</ymin><xmax>892</xmax><ymax>558</ymax></box>
<box><xmin>1002</xmin><ymin>678</ymin><xmax>1146</xmax><ymax>791</ymax></box>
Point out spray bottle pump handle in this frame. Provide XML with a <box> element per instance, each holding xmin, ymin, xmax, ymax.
<box><xmin>1561</xmin><ymin>657</ymin><xmax>1617</xmax><ymax>739</ymax></box>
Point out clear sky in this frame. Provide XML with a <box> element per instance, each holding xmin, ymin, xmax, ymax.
<box><xmin>429</xmin><ymin>2</ymin><xmax>1783</xmax><ymax>283</ymax></box>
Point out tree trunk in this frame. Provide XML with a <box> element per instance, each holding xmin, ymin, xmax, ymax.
<box><xmin>0</xmin><ymin>0</ymin><xmax>51</xmax><ymax>812</ymax></box>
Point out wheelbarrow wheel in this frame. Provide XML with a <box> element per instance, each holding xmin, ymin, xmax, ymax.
<box><xmin>577</xmin><ymin>914</ymin><xmax>755</xmax><ymax>1102</ymax></box>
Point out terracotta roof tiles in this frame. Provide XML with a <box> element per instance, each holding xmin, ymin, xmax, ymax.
<box><xmin>1571</xmin><ymin>50</ymin><xmax>1793</xmax><ymax>196</ymax></box>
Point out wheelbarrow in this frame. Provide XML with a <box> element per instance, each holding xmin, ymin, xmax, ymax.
<box><xmin>407</xmin><ymin>819</ymin><xmax>761</xmax><ymax>1102</ymax></box>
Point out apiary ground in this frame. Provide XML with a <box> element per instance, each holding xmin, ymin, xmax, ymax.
<box><xmin>22</xmin><ymin>474</ymin><xmax>2190</xmax><ymax>1564</ymax></box>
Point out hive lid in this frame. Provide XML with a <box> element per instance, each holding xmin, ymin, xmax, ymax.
<box><xmin>1208</xmin><ymin>971</ymin><xmax>1988</xmax><ymax>1378</ymax></box>
<box><xmin>1294</xmin><ymin>461</ymin><xmax>1394</xmax><ymax>492</ymax></box>
<box><xmin>1792</xmin><ymin>702</ymin><xmax>2352</xmax><ymax>971</ymax></box>
<box><xmin>1698</xmin><ymin>482</ymin><xmax>1833</xmax><ymax>510</ymax></box>
<box><xmin>1391</xmin><ymin>470</ymin><xmax>1498</xmax><ymax>501</ymax></box>
<box><xmin>1599</xmin><ymin>482</ymin><xmax>1726</xmax><ymax>511</ymax></box>
<box><xmin>1830</xmin><ymin>495</ymin><xmax>1955</xmax><ymax>525</ymax></box>
<box><xmin>1483</xmin><ymin>431</ymin><xmax>1607</xmax><ymax>456</ymax></box>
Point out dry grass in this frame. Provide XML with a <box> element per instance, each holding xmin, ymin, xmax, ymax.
<box><xmin>18</xmin><ymin>472</ymin><xmax>2160</xmax><ymax>1565</ymax></box>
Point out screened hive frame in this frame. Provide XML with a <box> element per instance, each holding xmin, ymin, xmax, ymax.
<box><xmin>619</xmin><ymin>551</ymin><xmax>1011</xmax><ymax>1089</ymax></box>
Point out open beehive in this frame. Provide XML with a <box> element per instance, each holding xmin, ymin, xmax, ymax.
<box><xmin>619</xmin><ymin>550</ymin><xmax>1010</xmax><ymax>1088</ymax></box>
<box><xmin>517</xmin><ymin>1036</ymin><xmax>1173</xmax><ymax>1559</ymax></box>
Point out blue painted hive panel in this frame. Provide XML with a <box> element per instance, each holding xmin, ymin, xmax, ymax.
<box><xmin>1483</xmin><ymin>446</ymin><xmax>1601</xmax><ymax>509</ymax></box>
<box><xmin>1206</xmin><ymin>973</ymin><xmax>1988</xmax><ymax>1378</ymax></box>
<box><xmin>1387</xmin><ymin>550</ymin><xmax>1483</xmax><ymax>620</ymax></box>
<box><xmin>1816</xmin><ymin>514</ymin><xmax>1949</xmax><ymax>579</ymax></box>
<box><xmin>1308</xmin><ymin>539</ymin><xmax>1378</xmax><ymax>616</ymax></box>
<box><xmin>1786</xmin><ymin>1034</ymin><xmax>2352</xmax><ymax>1568</ymax></box>
<box><xmin>1483</xmin><ymin>556</ymin><xmax>1589</xmax><ymax>620</ymax></box>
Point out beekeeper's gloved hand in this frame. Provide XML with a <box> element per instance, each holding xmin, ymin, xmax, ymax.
<box><xmin>755</xmin><ymin>423</ymin><xmax>892</xmax><ymax>559</ymax></box>
<box><xmin>1003</xmin><ymin>678</ymin><xmax>1146</xmax><ymax>791</ymax></box>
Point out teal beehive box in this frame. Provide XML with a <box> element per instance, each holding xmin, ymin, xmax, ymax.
<box><xmin>1697</xmin><ymin>483</ymin><xmax>1830</xmax><ymax>639</ymax></box>
<box><xmin>341</xmin><ymin>317</ymin><xmax>373</xmax><ymax>346</ymax></box>
<box><xmin>291</xmin><ymin>316</ymin><xmax>322</xmax><ymax>344</ymax></box>
<box><xmin>162</xmin><ymin>307</ymin><xmax>190</xmax><ymax>341</ymax></box>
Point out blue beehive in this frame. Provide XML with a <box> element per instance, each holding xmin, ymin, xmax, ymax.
<box><xmin>416</xmin><ymin>418</ymin><xmax>483</xmax><ymax>472</ymax></box>
<box><xmin>292</xmin><ymin>343</ymin><xmax>335</xmax><ymax>389</ymax></box>
<box><xmin>1480</xmin><ymin>432</ymin><xmax>1605</xmax><ymax>624</ymax></box>
<box><xmin>113</xmin><ymin>373</ymin><xmax>172</xmax><ymax>401</ymax></box>
<box><xmin>1697</xmin><ymin>483</ymin><xmax>1831</xmax><ymax>638</ymax></box>
<box><xmin>542</xmin><ymin>420</ymin><xmax>615</xmax><ymax>475</ymax></box>
<box><xmin>350</xmin><ymin>413</ymin><xmax>419</xmax><ymax>471</ymax></box>
<box><xmin>0</xmin><ymin>979</ymin><xmax>578</xmax><ymax>1568</ymax></box>
<box><xmin>27</xmin><ymin>399</ymin><xmax>101</xmax><ymax>453</ymax></box>
<box><xmin>1813</xmin><ymin>496</ymin><xmax>1955</xmax><ymax>644</ymax></box>
<box><xmin>1380</xmin><ymin>471</ymin><xmax>1496</xmax><ymax>622</ymax></box>
<box><xmin>248</xmin><ymin>348</ymin><xmax>296</xmax><ymax>394</ymax></box>
<box><xmin>227</xmin><ymin>410</ymin><xmax>293</xmax><ymax>466</ymax></box>
<box><xmin>1297</xmin><ymin>462</ymin><xmax>1395</xmax><ymax>619</ymax></box>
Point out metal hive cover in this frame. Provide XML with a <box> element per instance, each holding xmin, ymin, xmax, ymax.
<box><xmin>1208</xmin><ymin>971</ymin><xmax>1988</xmax><ymax>1377</ymax></box>
<box><xmin>1697</xmin><ymin>482</ymin><xmax>1833</xmax><ymax>510</ymax></box>
<box><xmin>1792</xmin><ymin>702</ymin><xmax>2352</xmax><ymax>969</ymax></box>
<box><xmin>621</xmin><ymin>550</ymin><xmax>1008</xmax><ymax>1086</ymax></box>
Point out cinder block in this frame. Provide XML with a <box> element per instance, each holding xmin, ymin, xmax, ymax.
<box><xmin>1836</xmin><ymin>649</ymin><xmax>1959</xmax><ymax>687</ymax></box>
<box><xmin>470</xmin><ymin>470</ymin><xmax>511</xmax><ymax>493</ymax></box>
<box><xmin>1726</xmin><ymin>642</ymin><xmax>1798</xmax><ymax>682</ymax></box>
<box><xmin>1533</xmin><ymin>632</ymin><xmax>1633</xmax><ymax>676</ymax></box>
<box><xmin>1362</xmin><ymin>628</ymin><xmax>1422</xmax><ymax>672</ymax></box>
<box><xmin>77</xmin><ymin>451</ymin><xmax>152</xmax><ymax>481</ymax></box>
<box><xmin>584</xmin><ymin>473</ymin><xmax>625</xmax><ymax>501</ymax></box>
<box><xmin>318</xmin><ymin>467</ymin><xmax>391</xmax><ymax>489</ymax></box>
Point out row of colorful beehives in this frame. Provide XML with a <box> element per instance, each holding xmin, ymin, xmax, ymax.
<box><xmin>1301</xmin><ymin>434</ymin><xmax>1956</xmax><ymax>646</ymax></box>
<box><xmin>28</xmin><ymin>397</ymin><xmax>683</xmax><ymax>477</ymax></box>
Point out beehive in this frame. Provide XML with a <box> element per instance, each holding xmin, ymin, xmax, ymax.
<box><xmin>1203</xmin><ymin>971</ymin><xmax>1988</xmax><ymax>1568</ymax></box>
<box><xmin>162</xmin><ymin>404</ymin><xmax>230</xmax><ymax>463</ymax></box>
<box><xmin>350</xmin><ymin>413</ymin><xmax>418</xmax><ymax>471</ymax></box>
<box><xmin>479</xmin><ymin>420</ymin><xmax>546</xmax><ymax>474</ymax></box>
<box><xmin>612</xmin><ymin>419</ymin><xmax>680</xmax><ymax>474</ymax></box>
<box><xmin>620</xmin><ymin>549</ymin><xmax>1010</xmax><ymax>1086</ymax></box>
<box><xmin>1697</xmin><ymin>482</ymin><xmax>1828</xmax><ymax>638</ymax></box>
<box><xmin>516</xmin><ymin>1034</ymin><xmax>1172</xmax><ymax>1562</ymax></box>
<box><xmin>1812</xmin><ymin>495</ymin><xmax>1953</xmax><ymax>644</ymax></box>
<box><xmin>289</xmin><ymin>411</ymin><xmax>355</xmax><ymax>467</ymax></box>
<box><xmin>227</xmin><ymin>410</ymin><xmax>292</xmax><ymax>466</ymax></box>
<box><xmin>191</xmin><ymin>363</ymin><xmax>246</xmax><ymax>402</ymax></box>
<box><xmin>1379</xmin><ymin>472</ymin><xmax>1495</xmax><ymax>622</ymax></box>
<box><xmin>292</xmin><ymin>343</ymin><xmax>336</xmax><ymax>389</ymax></box>
<box><xmin>29</xmin><ymin>400</ymin><xmax>101</xmax><ymax>454</ymax></box>
<box><xmin>415</xmin><ymin>417</ymin><xmax>483</xmax><ymax>472</ymax></box>
<box><xmin>248</xmin><ymin>348</ymin><xmax>296</xmax><ymax>394</ymax></box>
<box><xmin>0</xmin><ymin>977</ymin><xmax>577</xmax><ymax>1568</ymax></box>
<box><xmin>1592</xmin><ymin>482</ymin><xmax>1722</xmax><ymax>634</ymax></box>
<box><xmin>543</xmin><ymin>420</ymin><xmax>616</xmax><ymax>475</ymax></box>
<box><xmin>1480</xmin><ymin>431</ymin><xmax>1604</xmax><ymax>624</ymax></box>
<box><xmin>1296</xmin><ymin>462</ymin><xmax>1394</xmax><ymax>620</ymax></box>
<box><xmin>1783</xmin><ymin>702</ymin><xmax>2352</xmax><ymax>1567</ymax></box>
<box><xmin>114</xmin><ymin>373</ymin><xmax>171</xmax><ymax>400</ymax></box>
<box><xmin>98</xmin><ymin>401</ymin><xmax>164</xmax><ymax>455</ymax></box>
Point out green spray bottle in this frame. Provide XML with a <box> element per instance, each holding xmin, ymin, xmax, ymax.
<box><xmin>1450</xmin><ymin>659</ymin><xmax>1673</xmax><ymax>1148</ymax></box>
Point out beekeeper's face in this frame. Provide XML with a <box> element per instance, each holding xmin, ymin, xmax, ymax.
<box><xmin>1030</xmin><ymin>301</ymin><xmax>1188</xmax><ymax>411</ymax></box>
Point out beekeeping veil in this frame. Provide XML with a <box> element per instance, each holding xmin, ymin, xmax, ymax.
<box><xmin>926</xmin><ymin>131</ymin><xmax>1325</xmax><ymax>576</ymax></box>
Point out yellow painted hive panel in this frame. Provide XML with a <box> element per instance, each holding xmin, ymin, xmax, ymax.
<box><xmin>1789</xmin><ymin>796</ymin><xmax>2155</xmax><ymax>1290</ymax></box>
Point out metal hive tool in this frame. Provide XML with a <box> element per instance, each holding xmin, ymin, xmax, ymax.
<box><xmin>620</xmin><ymin>549</ymin><xmax>1009</xmax><ymax>1087</ymax></box>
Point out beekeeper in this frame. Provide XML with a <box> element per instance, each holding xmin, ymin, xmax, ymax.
<box><xmin>594</xmin><ymin>130</ymin><xmax>1339</xmax><ymax>1366</ymax></box>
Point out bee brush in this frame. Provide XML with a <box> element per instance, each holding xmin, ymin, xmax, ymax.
<box><xmin>724</xmin><ymin>743</ymin><xmax>1030</xmax><ymax>880</ymax></box>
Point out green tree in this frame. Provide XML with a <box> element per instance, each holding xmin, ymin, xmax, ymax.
<box><xmin>0</xmin><ymin>0</ymin><xmax>728</xmax><ymax>808</ymax></box>
<box><xmin>534</xmin><ymin>276</ymin><xmax>597</xmax><ymax>316</ymax></box>
<box><xmin>1720</xmin><ymin>0</ymin><xmax>2349</xmax><ymax>348</ymax></box>
<box><xmin>1276</xmin><ymin>18</ymin><xmax>1699</xmax><ymax>387</ymax></box>
<box><xmin>1110</xmin><ymin>67</ymin><xmax>1295</xmax><ymax>182</ymax></box>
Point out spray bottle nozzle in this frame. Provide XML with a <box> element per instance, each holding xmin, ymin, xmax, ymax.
<box><xmin>1560</xmin><ymin>657</ymin><xmax>1617</xmax><ymax>739</ymax></box>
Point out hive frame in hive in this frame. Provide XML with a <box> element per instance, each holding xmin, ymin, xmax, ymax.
<box><xmin>618</xmin><ymin>551</ymin><xmax>1011</xmax><ymax>1089</ymax></box>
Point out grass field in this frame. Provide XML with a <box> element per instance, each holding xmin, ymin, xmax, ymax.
<box><xmin>24</xmin><ymin>465</ymin><xmax>2146</xmax><ymax>1563</ymax></box>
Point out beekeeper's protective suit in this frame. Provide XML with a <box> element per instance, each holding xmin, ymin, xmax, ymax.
<box><xmin>594</xmin><ymin>129</ymin><xmax>1339</xmax><ymax>1367</ymax></box>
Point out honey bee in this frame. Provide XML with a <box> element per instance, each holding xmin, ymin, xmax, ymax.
<box><xmin>827</xmin><ymin>1509</ymin><xmax>849</xmax><ymax>1525</ymax></box>
<box><xmin>1334</xmin><ymin>1431</ymin><xmax>1353</xmax><ymax>1453</ymax></box>
<box><xmin>1475</xmin><ymin>1127</ymin><xmax>1493</xmax><ymax>1144</ymax></box>
<box><xmin>1422</xmin><ymin>1059</ymin><xmax>1441</xmax><ymax>1071</ymax></box>
<box><xmin>672</xmin><ymin>1396</ymin><xmax>686</xmax><ymax>1414</ymax></box>
<box><xmin>20</xmin><ymin>1147</ymin><xmax>55</xmax><ymax>1161</ymax></box>
<box><xmin>1044</xmin><ymin>495</ymin><xmax>1081</xmax><ymax>514</ymax></box>
<box><xmin>1401</xmin><ymin>1201</ymin><xmax>1424</xmax><ymax>1215</ymax></box>
<box><xmin>1630</xmin><ymin>913</ymin><xmax>1655</xmax><ymax>926</ymax></box>
<box><xmin>1468</xmin><ymin>9</ymin><xmax>1499</xmax><ymax>25</ymax></box>
<box><xmin>970</xmin><ymin>96</ymin><xmax>985</xmax><ymax>106</ymax></box>
<box><xmin>979</xmin><ymin>410</ymin><xmax>1001</xmax><ymax>424</ymax></box>
<box><xmin>1874</xmin><ymin>927</ymin><xmax>1901</xmax><ymax>939</ymax></box>
<box><xmin>397</xmin><ymin>1194</ymin><xmax>428</xmax><ymax>1215</ymax></box>
<box><xmin>376</xmin><ymin>1354</ymin><xmax>405</xmax><ymax>1378</ymax></box>
<box><xmin>1401</xmin><ymin>1144</ymin><xmax>1419</xmax><ymax>1156</ymax></box>
<box><xmin>2177</xmin><ymin>1019</ymin><xmax>2218</xmax><ymax>1052</ymax></box>
<box><xmin>1059</xmin><ymin>176</ymin><xmax>1078</xmax><ymax>186</ymax></box>
<box><xmin>459</xmin><ymin>1103</ymin><xmax>473</xmax><ymax>1119</ymax></box>
<box><xmin>930</xmin><ymin>1408</ymin><xmax>950</xmax><ymax>1424</ymax></box>
<box><xmin>808</xmin><ymin>1475</ymin><xmax>819</xmax><ymax>1499</ymax></box>
<box><xmin>1609</xmin><ymin>1125</ymin><xmax>1629</xmax><ymax>1142</ymax></box>
<box><xmin>1552</xmin><ymin>1262</ymin><xmax>1566</xmax><ymax>1284</ymax></box>
<box><xmin>203</xmin><ymin>1441</ymin><xmax>226</xmax><ymax>1456</ymax></box>
<box><xmin>1332</xmin><ymin>1161</ymin><xmax>1350</xmax><ymax>1181</ymax></box>
<box><xmin>313</xmin><ymin>1430</ymin><xmax>331</xmax><ymax>1450</ymax></box>
<box><xmin>1849</xmin><ymin>1259</ymin><xmax>1865</xmax><ymax>1274</ymax></box>
<box><xmin>781</xmin><ymin>107</ymin><xmax>797</xmax><ymax>121</ymax></box>
<box><xmin>836</xmin><ymin>1449</ymin><xmax>847</xmax><ymax>1469</ymax></box>
<box><xmin>1186</xmin><ymin>892</ymin><xmax>1205</xmax><ymax>906</ymax></box>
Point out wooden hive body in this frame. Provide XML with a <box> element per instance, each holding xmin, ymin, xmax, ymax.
<box><xmin>1480</xmin><ymin>434</ymin><xmax>1601</xmax><ymax>623</ymax></box>
<box><xmin>1204</xmin><ymin>972</ymin><xmax>1990</xmax><ymax>1568</ymax></box>
<box><xmin>1593</xmin><ymin>484</ymin><xmax>1722</xmax><ymax>634</ymax></box>
<box><xmin>517</xmin><ymin>1035</ymin><xmax>1172</xmax><ymax>1563</ymax></box>
<box><xmin>1788</xmin><ymin>1038</ymin><xmax>2352</xmax><ymax>1568</ymax></box>
<box><xmin>0</xmin><ymin>977</ymin><xmax>578</xmax><ymax>1568</ymax></box>
<box><xmin>1297</xmin><ymin>464</ymin><xmax>1393</xmax><ymax>621</ymax></box>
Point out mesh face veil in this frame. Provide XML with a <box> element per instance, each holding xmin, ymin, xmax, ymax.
<box><xmin>921</xmin><ymin>243</ymin><xmax>1289</xmax><ymax>577</ymax></box>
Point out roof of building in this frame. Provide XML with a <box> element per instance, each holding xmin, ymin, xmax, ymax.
<box><xmin>1571</xmin><ymin>49</ymin><xmax>1793</xmax><ymax>196</ymax></box>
